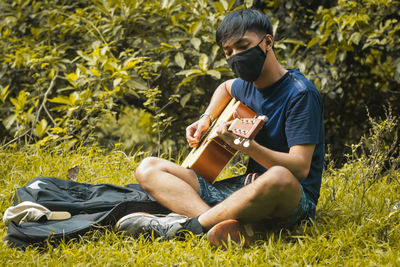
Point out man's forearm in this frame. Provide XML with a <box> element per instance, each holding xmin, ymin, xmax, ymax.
<box><xmin>203</xmin><ymin>79</ymin><xmax>234</xmax><ymax>121</ymax></box>
<box><xmin>243</xmin><ymin>140</ymin><xmax>315</xmax><ymax>181</ymax></box>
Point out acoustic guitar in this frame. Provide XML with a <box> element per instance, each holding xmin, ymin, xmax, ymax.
<box><xmin>181</xmin><ymin>99</ymin><xmax>268</xmax><ymax>183</ymax></box>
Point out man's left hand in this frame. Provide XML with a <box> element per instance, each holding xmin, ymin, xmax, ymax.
<box><xmin>216</xmin><ymin>121</ymin><xmax>248</xmax><ymax>151</ymax></box>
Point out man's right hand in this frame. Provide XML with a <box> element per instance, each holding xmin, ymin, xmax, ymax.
<box><xmin>186</xmin><ymin>117</ymin><xmax>211</xmax><ymax>148</ymax></box>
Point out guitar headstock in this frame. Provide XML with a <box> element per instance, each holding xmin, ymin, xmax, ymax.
<box><xmin>228</xmin><ymin>115</ymin><xmax>268</xmax><ymax>147</ymax></box>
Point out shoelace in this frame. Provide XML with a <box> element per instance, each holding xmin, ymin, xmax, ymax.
<box><xmin>142</xmin><ymin>217</ymin><xmax>182</xmax><ymax>238</ymax></box>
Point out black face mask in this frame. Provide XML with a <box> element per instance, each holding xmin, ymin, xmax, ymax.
<box><xmin>226</xmin><ymin>36</ymin><xmax>267</xmax><ymax>82</ymax></box>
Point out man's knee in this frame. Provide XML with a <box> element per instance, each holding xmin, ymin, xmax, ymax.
<box><xmin>135</xmin><ymin>157</ymin><xmax>164</xmax><ymax>184</ymax></box>
<box><xmin>253</xmin><ymin>166</ymin><xmax>300</xmax><ymax>198</ymax></box>
<box><xmin>243</xmin><ymin>166</ymin><xmax>301</xmax><ymax>217</ymax></box>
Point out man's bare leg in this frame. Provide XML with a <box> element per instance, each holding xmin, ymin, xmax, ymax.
<box><xmin>136</xmin><ymin>159</ymin><xmax>302</xmax><ymax>228</ymax></box>
<box><xmin>135</xmin><ymin>157</ymin><xmax>210</xmax><ymax>217</ymax></box>
<box><xmin>198</xmin><ymin>166</ymin><xmax>302</xmax><ymax>229</ymax></box>
<box><xmin>122</xmin><ymin>161</ymin><xmax>303</xmax><ymax>244</ymax></box>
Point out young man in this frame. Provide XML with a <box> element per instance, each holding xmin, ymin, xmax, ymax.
<box><xmin>116</xmin><ymin>9</ymin><xmax>324</xmax><ymax>247</ymax></box>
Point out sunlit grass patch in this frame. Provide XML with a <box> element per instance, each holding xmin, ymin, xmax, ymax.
<box><xmin>0</xmin><ymin>142</ymin><xmax>399</xmax><ymax>266</ymax></box>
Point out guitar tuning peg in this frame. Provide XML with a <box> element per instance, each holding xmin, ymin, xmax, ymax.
<box><xmin>234</xmin><ymin>138</ymin><xmax>241</xmax><ymax>145</ymax></box>
<box><xmin>243</xmin><ymin>140</ymin><xmax>250</xmax><ymax>147</ymax></box>
<box><xmin>260</xmin><ymin>115</ymin><xmax>268</xmax><ymax>122</ymax></box>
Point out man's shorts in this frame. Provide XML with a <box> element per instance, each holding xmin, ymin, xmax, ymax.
<box><xmin>194</xmin><ymin>171</ymin><xmax>316</xmax><ymax>230</ymax></box>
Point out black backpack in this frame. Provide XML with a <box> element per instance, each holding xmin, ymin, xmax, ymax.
<box><xmin>4</xmin><ymin>177</ymin><xmax>169</xmax><ymax>249</ymax></box>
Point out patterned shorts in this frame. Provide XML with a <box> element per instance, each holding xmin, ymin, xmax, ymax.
<box><xmin>194</xmin><ymin>171</ymin><xmax>316</xmax><ymax>230</ymax></box>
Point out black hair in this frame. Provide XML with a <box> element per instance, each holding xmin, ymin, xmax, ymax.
<box><xmin>216</xmin><ymin>9</ymin><xmax>273</xmax><ymax>47</ymax></box>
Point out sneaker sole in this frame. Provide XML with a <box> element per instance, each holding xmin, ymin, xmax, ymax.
<box><xmin>206</xmin><ymin>219</ymin><xmax>255</xmax><ymax>248</ymax></box>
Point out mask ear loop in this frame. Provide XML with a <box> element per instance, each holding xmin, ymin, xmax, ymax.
<box><xmin>256</xmin><ymin>35</ymin><xmax>267</xmax><ymax>48</ymax></box>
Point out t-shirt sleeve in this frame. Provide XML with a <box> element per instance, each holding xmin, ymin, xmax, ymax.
<box><xmin>286</xmin><ymin>89</ymin><xmax>323</xmax><ymax>147</ymax></box>
<box><xmin>230</xmin><ymin>78</ymin><xmax>245</xmax><ymax>101</ymax></box>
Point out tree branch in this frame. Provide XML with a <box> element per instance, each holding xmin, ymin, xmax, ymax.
<box><xmin>34</xmin><ymin>71</ymin><xmax>58</xmax><ymax>127</ymax></box>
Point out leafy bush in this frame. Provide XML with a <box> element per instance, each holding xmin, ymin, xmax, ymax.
<box><xmin>1</xmin><ymin>0</ymin><xmax>399</xmax><ymax>163</ymax></box>
<box><xmin>263</xmin><ymin>0</ymin><xmax>400</xmax><ymax>163</ymax></box>
<box><xmin>0</xmin><ymin>0</ymin><xmax>246</xmax><ymax>154</ymax></box>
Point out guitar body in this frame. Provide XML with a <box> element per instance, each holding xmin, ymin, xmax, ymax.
<box><xmin>181</xmin><ymin>99</ymin><xmax>258</xmax><ymax>183</ymax></box>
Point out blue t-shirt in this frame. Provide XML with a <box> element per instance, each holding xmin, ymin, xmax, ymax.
<box><xmin>231</xmin><ymin>68</ymin><xmax>324</xmax><ymax>204</ymax></box>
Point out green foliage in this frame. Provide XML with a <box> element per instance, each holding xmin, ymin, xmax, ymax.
<box><xmin>0</xmin><ymin>0</ymin><xmax>399</xmax><ymax>163</ymax></box>
<box><xmin>309</xmin><ymin>0</ymin><xmax>400</xmax><ymax>150</ymax></box>
<box><xmin>262</xmin><ymin>0</ymin><xmax>400</xmax><ymax>162</ymax></box>
<box><xmin>0</xmin><ymin>0</ymin><xmax>246</xmax><ymax>153</ymax></box>
<box><xmin>323</xmin><ymin>108</ymin><xmax>399</xmax><ymax>212</ymax></box>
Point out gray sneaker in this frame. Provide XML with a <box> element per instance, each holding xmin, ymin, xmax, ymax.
<box><xmin>115</xmin><ymin>212</ymin><xmax>188</xmax><ymax>239</ymax></box>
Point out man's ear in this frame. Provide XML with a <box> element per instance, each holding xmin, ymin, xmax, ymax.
<box><xmin>265</xmin><ymin>34</ymin><xmax>274</xmax><ymax>50</ymax></box>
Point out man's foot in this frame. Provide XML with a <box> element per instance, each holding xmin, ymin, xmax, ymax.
<box><xmin>206</xmin><ymin>219</ymin><xmax>262</xmax><ymax>247</ymax></box>
<box><xmin>115</xmin><ymin>212</ymin><xmax>188</xmax><ymax>239</ymax></box>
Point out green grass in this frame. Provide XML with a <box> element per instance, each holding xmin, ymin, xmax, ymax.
<box><xmin>0</xmin><ymin>145</ymin><xmax>399</xmax><ymax>266</ymax></box>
